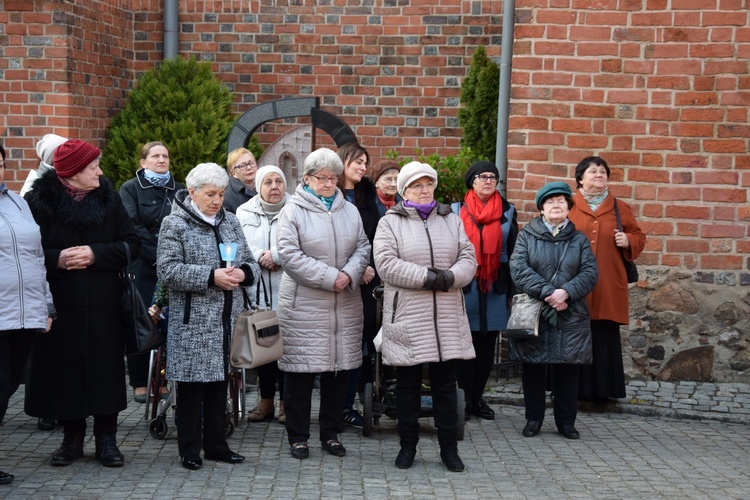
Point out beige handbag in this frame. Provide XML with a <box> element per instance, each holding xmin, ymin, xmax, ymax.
<box><xmin>230</xmin><ymin>276</ymin><xmax>283</xmax><ymax>369</ymax></box>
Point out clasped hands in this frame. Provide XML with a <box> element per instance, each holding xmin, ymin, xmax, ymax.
<box><xmin>544</xmin><ymin>288</ymin><xmax>570</xmax><ymax>312</ymax></box>
<box><xmin>58</xmin><ymin>246</ymin><xmax>95</xmax><ymax>270</ymax></box>
<box><xmin>214</xmin><ymin>266</ymin><xmax>246</xmax><ymax>291</ymax></box>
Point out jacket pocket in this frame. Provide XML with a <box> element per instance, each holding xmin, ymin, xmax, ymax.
<box><xmin>390</xmin><ymin>290</ymin><xmax>399</xmax><ymax>324</ymax></box>
<box><xmin>182</xmin><ymin>292</ymin><xmax>192</xmax><ymax>325</ymax></box>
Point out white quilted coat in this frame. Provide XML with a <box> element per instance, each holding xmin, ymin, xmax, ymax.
<box><xmin>373</xmin><ymin>203</ymin><xmax>477</xmax><ymax>366</ymax></box>
<box><xmin>275</xmin><ymin>185</ymin><xmax>371</xmax><ymax>373</ymax></box>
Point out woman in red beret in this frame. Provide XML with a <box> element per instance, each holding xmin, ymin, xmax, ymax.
<box><xmin>24</xmin><ymin>139</ymin><xmax>140</xmax><ymax>468</ymax></box>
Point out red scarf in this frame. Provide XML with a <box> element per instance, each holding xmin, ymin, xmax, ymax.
<box><xmin>461</xmin><ymin>189</ymin><xmax>503</xmax><ymax>293</ymax></box>
<box><xmin>377</xmin><ymin>189</ymin><xmax>397</xmax><ymax>211</ymax></box>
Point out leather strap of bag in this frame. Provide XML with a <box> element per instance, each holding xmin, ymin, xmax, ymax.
<box><xmin>254</xmin><ymin>274</ymin><xmax>271</xmax><ymax>310</ymax></box>
<box><xmin>550</xmin><ymin>239</ymin><xmax>570</xmax><ymax>284</ymax></box>
<box><xmin>613</xmin><ymin>198</ymin><xmax>631</xmax><ymax>266</ymax></box>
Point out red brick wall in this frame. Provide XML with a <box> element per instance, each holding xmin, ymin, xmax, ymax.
<box><xmin>508</xmin><ymin>0</ymin><xmax>749</xmax><ymax>271</ymax></box>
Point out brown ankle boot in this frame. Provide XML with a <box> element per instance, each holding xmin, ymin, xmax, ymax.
<box><xmin>278</xmin><ymin>401</ymin><xmax>286</xmax><ymax>424</ymax></box>
<box><xmin>247</xmin><ymin>398</ymin><xmax>274</xmax><ymax>422</ymax></box>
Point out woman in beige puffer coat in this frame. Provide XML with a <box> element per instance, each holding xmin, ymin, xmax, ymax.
<box><xmin>276</xmin><ymin>148</ymin><xmax>370</xmax><ymax>460</ymax></box>
<box><xmin>373</xmin><ymin>161</ymin><xmax>476</xmax><ymax>473</ymax></box>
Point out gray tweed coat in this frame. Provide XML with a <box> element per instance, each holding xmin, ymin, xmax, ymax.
<box><xmin>157</xmin><ymin>190</ymin><xmax>260</xmax><ymax>382</ymax></box>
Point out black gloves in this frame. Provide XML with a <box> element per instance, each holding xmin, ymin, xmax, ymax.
<box><xmin>424</xmin><ymin>268</ymin><xmax>455</xmax><ymax>292</ymax></box>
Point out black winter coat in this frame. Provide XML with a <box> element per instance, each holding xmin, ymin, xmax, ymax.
<box><xmin>119</xmin><ymin>169</ymin><xmax>184</xmax><ymax>302</ymax></box>
<box><xmin>352</xmin><ymin>177</ymin><xmax>382</xmax><ymax>346</ymax></box>
<box><xmin>24</xmin><ymin>172</ymin><xmax>140</xmax><ymax>420</ymax></box>
<box><xmin>508</xmin><ymin>217</ymin><xmax>598</xmax><ymax>365</ymax></box>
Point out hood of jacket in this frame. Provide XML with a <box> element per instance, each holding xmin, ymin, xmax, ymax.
<box><xmin>25</xmin><ymin>170</ymin><xmax>118</xmax><ymax>227</ymax></box>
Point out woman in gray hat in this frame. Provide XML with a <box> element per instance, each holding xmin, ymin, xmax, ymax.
<box><xmin>508</xmin><ymin>181</ymin><xmax>598</xmax><ymax>440</ymax></box>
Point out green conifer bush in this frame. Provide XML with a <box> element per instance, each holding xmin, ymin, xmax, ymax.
<box><xmin>458</xmin><ymin>46</ymin><xmax>499</xmax><ymax>162</ymax></box>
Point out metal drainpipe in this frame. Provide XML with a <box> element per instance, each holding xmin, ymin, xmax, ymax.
<box><xmin>163</xmin><ymin>0</ymin><xmax>178</xmax><ymax>60</ymax></box>
<box><xmin>495</xmin><ymin>0</ymin><xmax>516</xmax><ymax>199</ymax></box>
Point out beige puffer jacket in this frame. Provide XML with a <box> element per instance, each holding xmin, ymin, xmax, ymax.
<box><xmin>276</xmin><ymin>185</ymin><xmax>371</xmax><ymax>373</ymax></box>
<box><xmin>373</xmin><ymin>203</ymin><xmax>477</xmax><ymax>366</ymax></box>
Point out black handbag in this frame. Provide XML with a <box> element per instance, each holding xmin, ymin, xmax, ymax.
<box><xmin>121</xmin><ymin>242</ymin><xmax>165</xmax><ymax>354</ymax></box>
<box><xmin>613</xmin><ymin>199</ymin><xmax>639</xmax><ymax>284</ymax></box>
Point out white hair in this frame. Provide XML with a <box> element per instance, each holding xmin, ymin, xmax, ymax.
<box><xmin>302</xmin><ymin>148</ymin><xmax>344</xmax><ymax>176</ymax></box>
<box><xmin>185</xmin><ymin>162</ymin><xmax>229</xmax><ymax>191</ymax></box>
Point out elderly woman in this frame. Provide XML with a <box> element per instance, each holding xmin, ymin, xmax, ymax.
<box><xmin>24</xmin><ymin>139</ymin><xmax>140</xmax><ymax>467</ymax></box>
<box><xmin>369</xmin><ymin>159</ymin><xmax>401</xmax><ymax>216</ymax></box>
<box><xmin>236</xmin><ymin>165</ymin><xmax>289</xmax><ymax>423</ymax></box>
<box><xmin>509</xmin><ymin>182</ymin><xmax>598</xmax><ymax>440</ymax></box>
<box><xmin>568</xmin><ymin>156</ymin><xmax>645</xmax><ymax>403</ymax></box>
<box><xmin>119</xmin><ymin>141</ymin><xmax>184</xmax><ymax>403</ymax></box>
<box><xmin>157</xmin><ymin>163</ymin><xmax>260</xmax><ymax>470</ymax></box>
<box><xmin>373</xmin><ymin>161</ymin><xmax>477</xmax><ymax>472</ymax></box>
<box><xmin>0</xmin><ymin>144</ymin><xmax>56</xmax><ymax>484</ymax></box>
<box><xmin>276</xmin><ymin>148</ymin><xmax>370</xmax><ymax>460</ymax></box>
<box><xmin>453</xmin><ymin>161</ymin><xmax>518</xmax><ymax>421</ymax></box>
<box><xmin>223</xmin><ymin>147</ymin><xmax>258</xmax><ymax>213</ymax></box>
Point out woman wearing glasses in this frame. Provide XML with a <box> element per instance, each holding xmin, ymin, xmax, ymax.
<box><xmin>373</xmin><ymin>161</ymin><xmax>476</xmax><ymax>472</ymax></box>
<box><xmin>276</xmin><ymin>148</ymin><xmax>370</xmax><ymax>460</ymax></box>
<box><xmin>223</xmin><ymin>148</ymin><xmax>258</xmax><ymax>213</ymax></box>
<box><xmin>453</xmin><ymin>161</ymin><xmax>518</xmax><ymax>421</ymax></box>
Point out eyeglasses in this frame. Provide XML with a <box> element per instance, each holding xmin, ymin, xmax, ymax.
<box><xmin>309</xmin><ymin>174</ymin><xmax>339</xmax><ymax>185</ymax></box>
<box><xmin>233</xmin><ymin>161</ymin><xmax>257</xmax><ymax>171</ymax></box>
<box><xmin>475</xmin><ymin>174</ymin><xmax>497</xmax><ymax>183</ymax></box>
<box><xmin>407</xmin><ymin>182</ymin><xmax>435</xmax><ymax>191</ymax></box>
<box><xmin>379</xmin><ymin>176</ymin><xmax>398</xmax><ymax>185</ymax></box>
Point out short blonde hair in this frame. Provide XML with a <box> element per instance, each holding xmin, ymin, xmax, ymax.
<box><xmin>227</xmin><ymin>147</ymin><xmax>255</xmax><ymax>173</ymax></box>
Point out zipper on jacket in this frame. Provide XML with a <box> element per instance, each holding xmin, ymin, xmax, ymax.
<box><xmin>0</xmin><ymin>212</ymin><xmax>25</xmax><ymax>328</ymax></box>
<box><xmin>329</xmin><ymin>210</ymin><xmax>340</xmax><ymax>375</ymax></box>
<box><xmin>423</xmin><ymin>219</ymin><xmax>442</xmax><ymax>361</ymax></box>
<box><xmin>391</xmin><ymin>291</ymin><xmax>398</xmax><ymax>323</ymax></box>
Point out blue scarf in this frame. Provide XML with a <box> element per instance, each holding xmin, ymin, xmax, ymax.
<box><xmin>304</xmin><ymin>185</ymin><xmax>335</xmax><ymax>211</ymax></box>
<box><xmin>403</xmin><ymin>199</ymin><xmax>437</xmax><ymax>220</ymax></box>
<box><xmin>143</xmin><ymin>169</ymin><xmax>172</xmax><ymax>188</ymax></box>
<box><xmin>579</xmin><ymin>187</ymin><xmax>608</xmax><ymax>211</ymax></box>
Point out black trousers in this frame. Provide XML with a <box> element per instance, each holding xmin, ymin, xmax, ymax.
<box><xmin>126</xmin><ymin>351</ymin><xmax>150</xmax><ymax>389</ymax></box>
<box><xmin>522</xmin><ymin>363</ymin><xmax>579</xmax><ymax>428</ymax></box>
<box><xmin>283</xmin><ymin>370</ymin><xmax>349</xmax><ymax>445</ymax></box>
<box><xmin>0</xmin><ymin>330</ymin><xmax>34</xmax><ymax>424</ymax></box>
<box><xmin>396</xmin><ymin>360</ymin><xmax>458</xmax><ymax>450</ymax></box>
<box><xmin>60</xmin><ymin>414</ymin><xmax>118</xmax><ymax>436</ymax></box>
<box><xmin>257</xmin><ymin>361</ymin><xmax>284</xmax><ymax>400</ymax></box>
<box><xmin>176</xmin><ymin>380</ymin><xmax>230</xmax><ymax>459</ymax></box>
<box><xmin>456</xmin><ymin>330</ymin><xmax>499</xmax><ymax>407</ymax></box>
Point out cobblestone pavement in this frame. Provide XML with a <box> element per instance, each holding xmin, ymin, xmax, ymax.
<box><xmin>1</xmin><ymin>385</ymin><xmax>749</xmax><ymax>499</ymax></box>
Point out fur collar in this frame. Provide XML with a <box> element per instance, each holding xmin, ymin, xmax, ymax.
<box><xmin>26</xmin><ymin>170</ymin><xmax>119</xmax><ymax>227</ymax></box>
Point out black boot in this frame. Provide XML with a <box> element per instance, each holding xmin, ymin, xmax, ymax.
<box><xmin>395</xmin><ymin>445</ymin><xmax>417</xmax><ymax>469</ymax></box>
<box><xmin>440</xmin><ymin>447</ymin><xmax>465</xmax><ymax>472</ymax></box>
<box><xmin>51</xmin><ymin>432</ymin><xmax>84</xmax><ymax>466</ymax></box>
<box><xmin>95</xmin><ymin>434</ymin><xmax>124</xmax><ymax>467</ymax></box>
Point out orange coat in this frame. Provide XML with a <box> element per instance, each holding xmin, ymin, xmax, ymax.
<box><xmin>569</xmin><ymin>195</ymin><xmax>645</xmax><ymax>325</ymax></box>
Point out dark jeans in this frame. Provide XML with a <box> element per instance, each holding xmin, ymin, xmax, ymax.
<box><xmin>522</xmin><ymin>363</ymin><xmax>579</xmax><ymax>428</ymax></box>
<box><xmin>396</xmin><ymin>360</ymin><xmax>458</xmax><ymax>450</ymax></box>
<box><xmin>0</xmin><ymin>330</ymin><xmax>35</xmax><ymax>424</ymax></box>
<box><xmin>176</xmin><ymin>380</ymin><xmax>230</xmax><ymax>459</ymax></box>
<box><xmin>60</xmin><ymin>414</ymin><xmax>117</xmax><ymax>436</ymax></box>
<box><xmin>257</xmin><ymin>360</ymin><xmax>284</xmax><ymax>400</ymax></box>
<box><xmin>456</xmin><ymin>330</ymin><xmax>499</xmax><ymax>406</ymax></box>
<box><xmin>284</xmin><ymin>370</ymin><xmax>349</xmax><ymax>445</ymax></box>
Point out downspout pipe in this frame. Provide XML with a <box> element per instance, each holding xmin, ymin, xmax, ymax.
<box><xmin>163</xmin><ymin>0</ymin><xmax>179</xmax><ymax>60</ymax></box>
<box><xmin>495</xmin><ymin>0</ymin><xmax>516</xmax><ymax>198</ymax></box>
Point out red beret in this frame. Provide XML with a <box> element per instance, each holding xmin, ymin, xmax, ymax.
<box><xmin>53</xmin><ymin>139</ymin><xmax>101</xmax><ymax>178</ymax></box>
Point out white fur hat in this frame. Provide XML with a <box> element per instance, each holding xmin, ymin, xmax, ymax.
<box><xmin>35</xmin><ymin>134</ymin><xmax>67</xmax><ymax>166</ymax></box>
<box><xmin>397</xmin><ymin>161</ymin><xmax>438</xmax><ymax>197</ymax></box>
<box><xmin>255</xmin><ymin>165</ymin><xmax>287</xmax><ymax>193</ymax></box>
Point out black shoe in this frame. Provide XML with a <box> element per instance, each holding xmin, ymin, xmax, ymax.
<box><xmin>0</xmin><ymin>471</ymin><xmax>13</xmax><ymax>485</ymax></box>
<box><xmin>204</xmin><ymin>450</ymin><xmax>245</xmax><ymax>464</ymax></box>
<box><xmin>522</xmin><ymin>420</ymin><xmax>542</xmax><ymax>438</ymax></box>
<box><xmin>38</xmin><ymin>418</ymin><xmax>56</xmax><ymax>431</ymax></box>
<box><xmin>51</xmin><ymin>432</ymin><xmax>85</xmax><ymax>466</ymax></box>
<box><xmin>558</xmin><ymin>425</ymin><xmax>580</xmax><ymax>440</ymax></box>
<box><xmin>181</xmin><ymin>455</ymin><xmax>203</xmax><ymax>470</ymax></box>
<box><xmin>440</xmin><ymin>448</ymin><xmax>465</xmax><ymax>472</ymax></box>
<box><xmin>473</xmin><ymin>399</ymin><xmax>495</xmax><ymax>420</ymax></box>
<box><xmin>290</xmin><ymin>442</ymin><xmax>309</xmax><ymax>459</ymax></box>
<box><xmin>395</xmin><ymin>447</ymin><xmax>417</xmax><ymax>469</ymax></box>
<box><xmin>321</xmin><ymin>439</ymin><xmax>346</xmax><ymax>457</ymax></box>
<box><xmin>94</xmin><ymin>434</ymin><xmax>124</xmax><ymax>467</ymax></box>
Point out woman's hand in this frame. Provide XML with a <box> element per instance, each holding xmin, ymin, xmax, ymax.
<box><xmin>258</xmin><ymin>250</ymin><xmax>279</xmax><ymax>271</ymax></box>
<box><xmin>214</xmin><ymin>266</ymin><xmax>244</xmax><ymax>291</ymax></box>
<box><xmin>545</xmin><ymin>288</ymin><xmax>570</xmax><ymax>311</ymax></box>
<box><xmin>361</xmin><ymin>266</ymin><xmax>375</xmax><ymax>285</ymax></box>
<box><xmin>333</xmin><ymin>271</ymin><xmax>351</xmax><ymax>292</ymax></box>
<box><xmin>45</xmin><ymin>317</ymin><xmax>53</xmax><ymax>332</ymax></box>
<box><xmin>58</xmin><ymin>246</ymin><xmax>96</xmax><ymax>270</ymax></box>
<box><xmin>614</xmin><ymin>229</ymin><xmax>630</xmax><ymax>248</ymax></box>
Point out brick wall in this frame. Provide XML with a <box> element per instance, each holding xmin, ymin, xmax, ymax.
<box><xmin>508</xmin><ymin>0</ymin><xmax>750</xmax><ymax>272</ymax></box>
